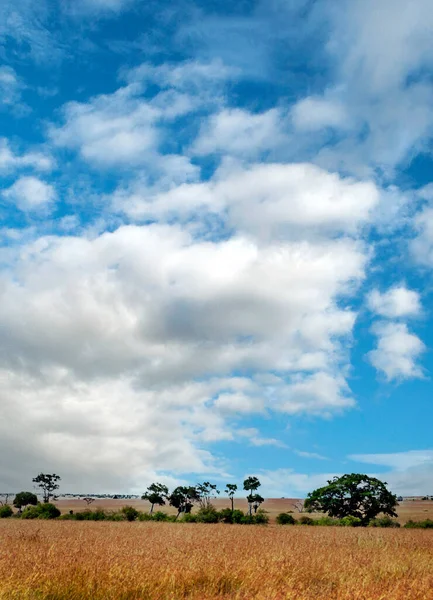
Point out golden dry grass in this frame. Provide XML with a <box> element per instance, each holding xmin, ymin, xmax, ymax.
<box><xmin>1</xmin><ymin>520</ymin><xmax>433</xmax><ymax>600</ymax></box>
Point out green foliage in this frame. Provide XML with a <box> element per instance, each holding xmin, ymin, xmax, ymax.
<box><xmin>32</xmin><ymin>473</ymin><xmax>61</xmax><ymax>503</ymax></box>
<box><xmin>152</xmin><ymin>511</ymin><xmax>169</xmax><ymax>521</ymax></box>
<box><xmin>74</xmin><ymin>508</ymin><xmax>108</xmax><ymax>521</ymax></box>
<box><xmin>218</xmin><ymin>508</ymin><xmax>245</xmax><ymax>524</ymax></box>
<box><xmin>121</xmin><ymin>506</ymin><xmax>139</xmax><ymax>522</ymax></box>
<box><xmin>168</xmin><ymin>486</ymin><xmax>200</xmax><ymax>516</ymax></box>
<box><xmin>181</xmin><ymin>513</ymin><xmax>198</xmax><ymax>523</ymax></box>
<box><xmin>0</xmin><ymin>505</ymin><xmax>13</xmax><ymax>518</ymax></box>
<box><xmin>368</xmin><ymin>516</ymin><xmax>401</xmax><ymax>528</ymax></box>
<box><xmin>315</xmin><ymin>516</ymin><xmax>340</xmax><ymax>526</ymax></box>
<box><xmin>276</xmin><ymin>512</ymin><xmax>296</xmax><ymax>525</ymax></box>
<box><xmin>241</xmin><ymin>514</ymin><xmax>256</xmax><ymax>524</ymax></box>
<box><xmin>21</xmin><ymin>503</ymin><xmax>60</xmax><ymax>520</ymax></box>
<box><xmin>404</xmin><ymin>519</ymin><xmax>433</xmax><ymax>529</ymax></box>
<box><xmin>141</xmin><ymin>483</ymin><xmax>169</xmax><ymax>513</ymax></box>
<box><xmin>253</xmin><ymin>509</ymin><xmax>269</xmax><ymax>524</ymax></box>
<box><xmin>243</xmin><ymin>477</ymin><xmax>262</xmax><ymax>516</ymax></box>
<box><xmin>196</xmin><ymin>506</ymin><xmax>219</xmax><ymax>523</ymax></box>
<box><xmin>13</xmin><ymin>492</ymin><xmax>38</xmax><ymax>511</ymax></box>
<box><xmin>298</xmin><ymin>515</ymin><xmax>315</xmax><ymax>525</ymax></box>
<box><xmin>339</xmin><ymin>516</ymin><xmax>362</xmax><ymax>527</ymax></box>
<box><xmin>196</xmin><ymin>482</ymin><xmax>220</xmax><ymax>509</ymax></box>
<box><xmin>304</xmin><ymin>473</ymin><xmax>397</xmax><ymax>525</ymax></box>
<box><xmin>138</xmin><ymin>512</ymin><xmax>153</xmax><ymax>521</ymax></box>
<box><xmin>224</xmin><ymin>484</ymin><xmax>237</xmax><ymax>511</ymax></box>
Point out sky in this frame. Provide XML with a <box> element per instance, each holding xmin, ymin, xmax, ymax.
<box><xmin>1</xmin><ymin>0</ymin><xmax>433</xmax><ymax>498</ymax></box>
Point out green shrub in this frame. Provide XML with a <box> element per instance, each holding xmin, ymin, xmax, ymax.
<box><xmin>181</xmin><ymin>513</ymin><xmax>197</xmax><ymax>523</ymax></box>
<box><xmin>196</xmin><ymin>507</ymin><xmax>219</xmax><ymax>523</ymax></box>
<box><xmin>21</xmin><ymin>503</ymin><xmax>60</xmax><ymax>520</ymax></box>
<box><xmin>404</xmin><ymin>519</ymin><xmax>433</xmax><ymax>529</ymax></box>
<box><xmin>138</xmin><ymin>512</ymin><xmax>153</xmax><ymax>521</ymax></box>
<box><xmin>339</xmin><ymin>516</ymin><xmax>362</xmax><ymax>527</ymax></box>
<box><xmin>152</xmin><ymin>511</ymin><xmax>169</xmax><ymax>521</ymax></box>
<box><xmin>108</xmin><ymin>512</ymin><xmax>126</xmax><ymax>521</ymax></box>
<box><xmin>315</xmin><ymin>516</ymin><xmax>339</xmax><ymax>526</ymax></box>
<box><xmin>121</xmin><ymin>506</ymin><xmax>140</xmax><ymax>522</ymax></box>
<box><xmin>74</xmin><ymin>508</ymin><xmax>107</xmax><ymax>521</ymax></box>
<box><xmin>368</xmin><ymin>516</ymin><xmax>400</xmax><ymax>528</ymax></box>
<box><xmin>298</xmin><ymin>515</ymin><xmax>315</xmax><ymax>526</ymax></box>
<box><xmin>0</xmin><ymin>505</ymin><xmax>13</xmax><ymax>518</ymax></box>
<box><xmin>253</xmin><ymin>509</ymin><xmax>269</xmax><ymax>524</ymax></box>
<box><xmin>241</xmin><ymin>514</ymin><xmax>256</xmax><ymax>525</ymax></box>
<box><xmin>276</xmin><ymin>512</ymin><xmax>296</xmax><ymax>525</ymax></box>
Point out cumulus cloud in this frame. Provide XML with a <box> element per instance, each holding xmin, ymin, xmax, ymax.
<box><xmin>367</xmin><ymin>286</ymin><xmax>421</xmax><ymax>318</ymax></box>
<box><xmin>367</xmin><ymin>322</ymin><xmax>424</xmax><ymax>381</ymax></box>
<box><xmin>0</xmin><ymin>138</ymin><xmax>53</xmax><ymax>173</ymax></box>
<box><xmin>3</xmin><ymin>176</ymin><xmax>56</xmax><ymax>212</ymax></box>
<box><xmin>291</xmin><ymin>95</ymin><xmax>349</xmax><ymax>132</ymax></box>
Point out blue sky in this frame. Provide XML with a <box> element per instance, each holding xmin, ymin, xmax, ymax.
<box><xmin>1</xmin><ymin>0</ymin><xmax>433</xmax><ymax>497</ymax></box>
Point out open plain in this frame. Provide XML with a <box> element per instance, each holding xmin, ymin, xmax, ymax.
<box><xmin>1</xmin><ymin>502</ymin><xmax>433</xmax><ymax>600</ymax></box>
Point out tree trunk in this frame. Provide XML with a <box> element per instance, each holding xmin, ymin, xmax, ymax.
<box><xmin>150</xmin><ymin>503</ymin><xmax>154</xmax><ymax>515</ymax></box>
<box><xmin>231</xmin><ymin>497</ymin><xmax>234</xmax><ymax>512</ymax></box>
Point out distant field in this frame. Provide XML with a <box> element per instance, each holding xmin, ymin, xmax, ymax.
<box><xmin>1</xmin><ymin>520</ymin><xmax>432</xmax><ymax>599</ymax></box>
<box><xmin>56</xmin><ymin>496</ymin><xmax>433</xmax><ymax>524</ymax></box>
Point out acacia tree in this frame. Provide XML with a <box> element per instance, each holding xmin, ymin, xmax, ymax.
<box><xmin>32</xmin><ymin>473</ymin><xmax>61</xmax><ymax>503</ymax></box>
<box><xmin>243</xmin><ymin>477</ymin><xmax>262</xmax><ymax>516</ymax></box>
<box><xmin>304</xmin><ymin>474</ymin><xmax>398</xmax><ymax>525</ymax></box>
<box><xmin>142</xmin><ymin>483</ymin><xmax>169</xmax><ymax>514</ymax></box>
<box><xmin>168</xmin><ymin>486</ymin><xmax>200</xmax><ymax>519</ymax></box>
<box><xmin>248</xmin><ymin>493</ymin><xmax>264</xmax><ymax>514</ymax></box>
<box><xmin>13</xmin><ymin>492</ymin><xmax>38</xmax><ymax>513</ymax></box>
<box><xmin>225</xmin><ymin>483</ymin><xmax>237</xmax><ymax>511</ymax></box>
<box><xmin>196</xmin><ymin>482</ymin><xmax>220</xmax><ymax>510</ymax></box>
<box><xmin>82</xmin><ymin>497</ymin><xmax>95</xmax><ymax>507</ymax></box>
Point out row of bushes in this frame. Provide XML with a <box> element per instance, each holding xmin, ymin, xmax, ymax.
<box><xmin>276</xmin><ymin>514</ymin><xmax>402</xmax><ymax>527</ymax></box>
<box><xmin>404</xmin><ymin>519</ymin><xmax>433</xmax><ymax>529</ymax></box>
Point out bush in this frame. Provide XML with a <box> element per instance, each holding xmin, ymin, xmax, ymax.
<box><xmin>0</xmin><ymin>505</ymin><xmax>13</xmax><ymax>518</ymax></box>
<box><xmin>339</xmin><ymin>516</ymin><xmax>362</xmax><ymax>527</ymax></box>
<box><xmin>253</xmin><ymin>509</ymin><xmax>269</xmax><ymax>524</ymax></box>
<box><xmin>368</xmin><ymin>516</ymin><xmax>400</xmax><ymax>528</ymax></box>
<box><xmin>298</xmin><ymin>515</ymin><xmax>315</xmax><ymax>526</ymax></box>
<box><xmin>121</xmin><ymin>506</ymin><xmax>140</xmax><ymax>522</ymax></box>
<box><xmin>241</xmin><ymin>515</ymin><xmax>256</xmax><ymax>525</ymax></box>
<box><xmin>196</xmin><ymin>507</ymin><xmax>219</xmax><ymax>523</ymax></box>
<box><xmin>138</xmin><ymin>512</ymin><xmax>153</xmax><ymax>521</ymax></box>
<box><xmin>21</xmin><ymin>503</ymin><xmax>60</xmax><ymax>520</ymax></box>
<box><xmin>152</xmin><ymin>511</ymin><xmax>169</xmax><ymax>521</ymax></box>
<box><xmin>74</xmin><ymin>508</ymin><xmax>107</xmax><ymax>521</ymax></box>
<box><xmin>276</xmin><ymin>512</ymin><xmax>296</xmax><ymax>525</ymax></box>
<box><xmin>404</xmin><ymin>519</ymin><xmax>433</xmax><ymax>529</ymax></box>
<box><xmin>315</xmin><ymin>516</ymin><xmax>339</xmax><ymax>526</ymax></box>
<box><xmin>181</xmin><ymin>513</ymin><xmax>197</xmax><ymax>523</ymax></box>
<box><xmin>108</xmin><ymin>512</ymin><xmax>126</xmax><ymax>522</ymax></box>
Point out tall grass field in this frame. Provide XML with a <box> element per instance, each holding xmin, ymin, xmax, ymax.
<box><xmin>1</xmin><ymin>520</ymin><xmax>432</xmax><ymax>599</ymax></box>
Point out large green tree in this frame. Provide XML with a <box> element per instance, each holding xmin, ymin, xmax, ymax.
<box><xmin>13</xmin><ymin>491</ymin><xmax>38</xmax><ymax>513</ymax></box>
<box><xmin>142</xmin><ymin>483</ymin><xmax>169</xmax><ymax>514</ymax></box>
<box><xmin>304</xmin><ymin>474</ymin><xmax>398</xmax><ymax>525</ymax></box>
<box><xmin>168</xmin><ymin>486</ymin><xmax>200</xmax><ymax>519</ymax></box>
<box><xmin>32</xmin><ymin>473</ymin><xmax>61</xmax><ymax>503</ymax></box>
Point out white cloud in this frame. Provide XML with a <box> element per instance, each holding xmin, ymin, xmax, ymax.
<box><xmin>0</xmin><ymin>138</ymin><xmax>53</xmax><ymax>173</ymax></box>
<box><xmin>116</xmin><ymin>162</ymin><xmax>379</xmax><ymax>239</ymax></box>
<box><xmin>367</xmin><ymin>286</ymin><xmax>421</xmax><ymax>318</ymax></box>
<box><xmin>291</xmin><ymin>95</ymin><xmax>349</xmax><ymax>132</ymax></box>
<box><xmin>350</xmin><ymin>450</ymin><xmax>433</xmax><ymax>471</ymax></box>
<box><xmin>412</xmin><ymin>206</ymin><xmax>433</xmax><ymax>265</ymax></box>
<box><xmin>367</xmin><ymin>322</ymin><xmax>424</xmax><ymax>381</ymax></box>
<box><xmin>193</xmin><ymin>108</ymin><xmax>284</xmax><ymax>157</ymax></box>
<box><xmin>295</xmin><ymin>450</ymin><xmax>327</xmax><ymax>460</ymax></box>
<box><xmin>3</xmin><ymin>176</ymin><xmax>57</xmax><ymax>212</ymax></box>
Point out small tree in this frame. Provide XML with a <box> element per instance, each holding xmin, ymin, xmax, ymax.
<box><xmin>168</xmin><ymin>486</ymin><xmax>200</xmax><ymax>519</ymax></box>
<box><xmin>142</xmin><ymin>483</ymin><xmax>169</xmax><ymax>514</ymax></box>
<box><xmin>13</xmin><ymin>492</ymin><xmax>38</xmax><ymax>513</ymax></box>
<box><xmin>304</xmin><ymin>473</ymin><xmax>398</xmax><ymax>525</ymax></box>
<box><xmin>32</xmin><ymin>473</ymin><xmax>61</xmax><ymax>503</ymax></box>
<box><xmin>225</xmin><ymin>483</ymin><xmax>237</xmax><ymax>511</ymax></box>
<box><xmin>243</xmin><ymin>476</ymin><xmax>262</xmax><ymax>516</ymax></box>
<box><xmin>248</xmin><ymin>493</ymin><xmax>264</xmax><ymax>513</ymax></box>
<box><xmin>196</xmin><ymin>482</ymin><xmax>220</xmax><ymax>510</ymax></box>
<box><xmin>82</xmin><ymin>497</ymin><xmax>95</xmax><ymax>507</ymax></box>
<box><xmin>0</xmin><ymin>494</ymin><xmax>11</xmax><ymax>507</ymax></box>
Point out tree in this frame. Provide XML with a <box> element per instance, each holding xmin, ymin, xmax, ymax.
<box><xmin>248</xmin><ymin>493</ymin><xmax>264</xmax><ymax>513</ymax></box>
<box><xmin>225</xmin><ymin>483</ymin><xmax>237</xmax><ymax>511</ymax></box>
<box><xmin>32</xmin><ymin>473</ymin><xmax>61</xmax><ymax>503</ymax></box>
<box><xmin>196</xmin><ymin>482</ymin><xmax>220</xmax><ymax>510</ymax></box>
<box><xmin>82</xmin><ymin>497</ymin><xmax>95</xmax><ymax>507</ymax></box>
<box><xmin>13</xmin><ymin>492</ymin><xmax>38</xmax><ymax>513</ymax></box>
<box><xmin>142</xmin><ymin>483</ymin><xmax>169</xmax><ymax>514</ymax></box>
<box><xmin>0</xmin><ymin>494</ymin><xmax>11</xmax><ymax>507</ymax></box>
<box><xmin>168</xmin><ymin>486</ymin><xmax>200</xmax><ymax>519</ymax></box>
<box><xmin>304</xmin><ymin>474</ymin><xmax>398</xmax><ymax>525</ymax></box>
<box><xmin>243</xmin><ymin>476</ymin><xmax>262</xmax><ymax>516</ymax></box>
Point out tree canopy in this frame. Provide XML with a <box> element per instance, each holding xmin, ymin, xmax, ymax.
<box><xmin>13</xmin><ymin>491</ymin><xmax>38</xmax><ymax>511</ymax></box>
<box><xmin>304</xmin><ymin>473</ymin><xmax>398</xmax><ymax>524</ymax></box>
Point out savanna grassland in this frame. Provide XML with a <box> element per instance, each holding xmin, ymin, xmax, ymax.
<box><xmin>1</xmin><ymin>520</ymin><xmax>433</xmax><ymax>600</ymax></box>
